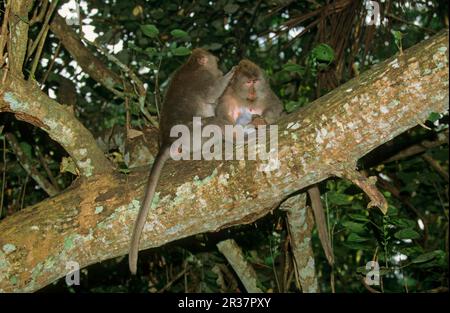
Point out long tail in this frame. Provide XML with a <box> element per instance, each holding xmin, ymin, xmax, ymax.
<box><xmin>307</xmin><ymin>185</ymin><xmax>334</xmax><ymax>266</ymax></box>
<box><xmin>129</xmin><ymin>147</ymin><xmax>171</xmax><ymax>274</ymax></box>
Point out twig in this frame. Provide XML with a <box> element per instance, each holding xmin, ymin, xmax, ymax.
<box><xmin>30</xmin><ymin>24</ymin><xmax>49</xmax><ymax>78</ymax></box>
<box><xmin>422</xmin><ymin>154</ymin><xmax>449</xmax><ymax>183</ymax></box>
<box><xmin>361</xmin><ymin>277</ymin><xmax>381</xmax><ymax>293</ymax></box>
<box><xmin>158</xmin><ymin>267</ymin><xmax>189</xmax><ymax>293</ymax></box>
<box><xmin>19</xmin><ymin>174</ymin><xmax>29</xmax><ymax>210</ymax></box>
<box><xmin>27</xmin><ymin>0</ymin><xmax>59</xmax><ymax>59</ymax></box>
<box><xmin>269</xmin><ymin>236</ymin><xmax>281</xmax><ymax>292</ymax></box>
<box><xmin>40</xmin><ymin>41</ymin><xmax>61</xmax><ymax>86</ymax></box>
<box><xmin>386</xmin><ymin>13</ymin><xmax>437</xmax><ymax>35</ymax></box>
<box><xmin>36</xmin><ymin>147</ymin><xmax>60</xmax><ymax>191</ymax></box>
<box><xmin>81</xmin><ymin>36</ymin><xmax>158</xmax><ymax>127</ymax></box>
<box><xmin>29</xmin><ymin>0</ymin><xmax>49</xmax><ymax>26</ymax></box>
<box><xmin>5</xmin><ymin>133</ymin><xmax>59</xmax><ymax>196</ymax></box>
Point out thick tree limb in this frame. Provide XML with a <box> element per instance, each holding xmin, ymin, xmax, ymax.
<box><xmin>0</xmin><ymin>74</ymin><xmax>114</xmax><ymax>177</ymax></box>
<box><xmin>0</xmin><ymin>30</ymin><xmax>447</xmax><ymax>292</ymax></box>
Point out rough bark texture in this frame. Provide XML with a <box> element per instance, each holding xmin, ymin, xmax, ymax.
<box><xmin>217</xmin><ymin>239</ymin><xmax>262</xmax><ymax>293</ymax></box>
<box><xmin>0</xmin><ymin>75</ymin><xmax>114</xmax><ymax>177</ymax></box>
<box><xmin>281</xmin><ymin>193</ymin><xmax>319</xmax><ymax>292</ymax></box>
<box><xmin>0</xmin><ymin>31</ymin><xmax>448</xmax><ymax>292</ymax></box>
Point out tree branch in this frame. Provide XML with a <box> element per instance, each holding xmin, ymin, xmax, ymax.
<box><xmin>0</xmin><ymin>74</ymin><xmax>113</xmax><ymax>177</ymax></box>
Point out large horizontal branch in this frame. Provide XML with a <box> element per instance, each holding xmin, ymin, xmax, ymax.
<box><xmin>0</xmin><ymin>30</ymin><xmax>447</xmax><ymax>292</ymax></box>
<box><xmin>0</xmin><ymin>74</ymin><xmax>113</xmax><ymax>177</ymax></box>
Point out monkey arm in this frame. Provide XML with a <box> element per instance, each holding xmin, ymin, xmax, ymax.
<box><xmin>205</xmin><ymin>67</ymin><xmax>236</xmax><ymax>103</ymax></box>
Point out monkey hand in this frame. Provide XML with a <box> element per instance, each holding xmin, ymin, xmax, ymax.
<box><xmin>251</xmin><ymin>115</ymin><xmax>267</xmax><ymax>126</ymax></box>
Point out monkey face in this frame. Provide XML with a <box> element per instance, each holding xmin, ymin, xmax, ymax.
<box><xmin>245</xmin><ymin>78</ymin><xmax>260</xmax><ymax>101</ymax></box>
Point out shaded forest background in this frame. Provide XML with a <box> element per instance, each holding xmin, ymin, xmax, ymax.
<box><xmin>0</xmin><ymin>0</ymin><xmax>448</xmax><ymax>292</ymax></box>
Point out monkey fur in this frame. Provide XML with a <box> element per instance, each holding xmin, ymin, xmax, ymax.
<box><xmin>129</xmin><ymin>49</ymin><xmax>235</xmax><ymax>274</ymax></box>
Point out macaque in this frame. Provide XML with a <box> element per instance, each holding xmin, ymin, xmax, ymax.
<box><xmin>215</xmin><ymin>59</ymin><xmax>334</xmax><ymax>265</ymax></box>
<box><xmin>129</xmin><ymin>48</ymin><xmax>235</xmax><ymax>274</ymax></box>
<box><xmin>215</xmin><ymin>59</ymin><xmax>284</xmax><ymax>128</ymax></box>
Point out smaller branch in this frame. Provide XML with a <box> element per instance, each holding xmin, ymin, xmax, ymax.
<box><xmin>280</xmin><ymin>193</ymin><xmax>319</xmax><ymax>293</ymax></box>
<box><xmin>26</xmin><ymin>0</ymin><xmax>59</xmax><ymax>59</ymax></box>
<box><xmin>386</xmin><ymin>13</ymin><xmax>436</xmax><ymax>35</ymax></box>
<box><xmin>158</xmin><ymin>266</ymin><xmax>189</xmax><ymax>293</ymax></box>
<box><xmin>383</xmin><ymin>130</ymin><xmax>449</xmax><ymax>163</ymax></box>
<box><xmin>361</xmin><ymin>278</ymin><xmax>381</xmax><ymax>293</ymax></box>
<box><xmin>29</xmin><ymin>24</ymin><xmax>49</xmax><ymax>78</ymax></box>
<box><xmin>29</xmin><ymin>0</ymin><xmax>49</xmax><ymax>26</ymax></box>
<box><xmin>217</xmin><ymin>239</ymin><xmax>263</xmax><ymax>293</ymax></box>
<box><xmin>36</xmin><ymin>147</ymin><xmax>61</xmax><ymax>192</ymax></box>
<box><xmin>422</xmin><ymin>154</ymin><xmax>449</xmax><ymax>183</ymax></box>
<box><xmin>81</xmin><ymin>36</ymin><xmax>159</xmax><ymax>128</ymax></box>
<box><xmin>40</xmin><ymin>41</ymin><xmax>62</xmax><ymax>86</ymax></box>
<box><xmin>333</xmin><ymin>165</ymin><xmax>388</xmax><ymax>214</ymax></box>
<box><xmin>19</xmin><ymin>174</ymin><xmax>29</xmax><ymax>210</ymax></box>
<box><xmin>5</xmin><ymin>132</ymin><xmax>59</xmax><ymax>196</ymax></box>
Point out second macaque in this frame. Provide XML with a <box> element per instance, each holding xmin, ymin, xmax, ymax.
<box><xmin>215</xmin><ymin>60</ymin><xmax>334</xmax><ymax>266</ymax></box>
<box><xmin>215</xmin><ymin>59</ymin><xmax>284</xmax><ymax>129</ymax></box>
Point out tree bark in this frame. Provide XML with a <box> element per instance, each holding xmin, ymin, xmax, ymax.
<box><xmin>0</xmin><ymin>30</ymin><xmax>447</xmax><ymax>292</ymax></box>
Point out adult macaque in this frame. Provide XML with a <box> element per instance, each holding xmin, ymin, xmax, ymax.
<box><xmin>215</xmin><ymin>59</ymin><xmax>334</xmax><ymax>265</ymax></box>
<box><xmin>215</xmin><ymin>59</ymin><xmax>284</xmax><ymax>128</ymax></box>
<box><xmin>129</xmin><ymin>48</ymin><xmax>235</xmax><ymax>274</ymax></box>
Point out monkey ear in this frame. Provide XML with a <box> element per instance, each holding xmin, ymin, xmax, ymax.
<box><xmin>197</xmin><ymin>55</ymin><xmax>208</xmax><ymax>66</ymax></box>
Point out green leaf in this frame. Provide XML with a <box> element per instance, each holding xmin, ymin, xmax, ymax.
<box><xmin>394</xmin><ymin>228</ymin><xmax>420</xmax><ymax>240</ymax></box>
<box><xmin>327</xmin><ymin>191</ymin><xmax>353</xmax><ymax>205</ymax></box>
<box><xmin>390</xmin><ymin>29</ymin><xmax>403</xmax><ymax>42</ymax></box>
<box><xmin>203</xmin><ymin>43</ymin><xmax>223</xmax><ymax>50</ymax></box>
<box><xmin>282</xmin><ymin>63</ymin><xmax>304</xmax><ymax>74</ymax></box>
<box><xmin>411</xmin><ymin>250</ymin><xmax>442</xmax><ymax>264</ymax></box>
<box><xmin>427</xmin><ymin>112</ymin><xmax>441</xmax><ymax>122</ymax></box>
<box><xmin>224</xmin><ymin>3</ymin><xmax>239</xmax><ymax>14</ymax></box>
<box><xmin>284</xmin><ymin>101</ymin><xmax>301</xmax><ymax>113</ymax></box>
<box><xmin>348</xmin><ymin>214</ymin><xmax>370</xmax><ymax>222</ymax></box>
<box><xmin>171</xmin><ymin>47</ymin><xmax>191</xmax><ymax>56</ymax></box>
<box><xmin>391</xmin><ymin>218</ymin><xmax>416</xmax><ymax>229</ymax></box>
<box><xmin>347</xmin><ymin>233</ymin><xmax>370</xmax><ymax>242</ymax></box>
<box><xmin>171</xmin><ymin>29</ymin><xmax>189</xmax><ymax>38</ymax></box>
<box><xmin>140</xmin><ymin>24</ymin><xmax>159</xmax><ymax>38</ymax></box>
<box><xmin>144</xmin><ymin>47</ymin><xmax>158</xmax><ymax>56</ymax></box>
<box><xmin>311</xmin><ymin>43</ymin><xmax>335</xmax><ymax>63</ymax></box>
<box><xmin>342</xmin><ymin>221</ymin><xmax>366</xmax><ymax>233</ymax></box>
